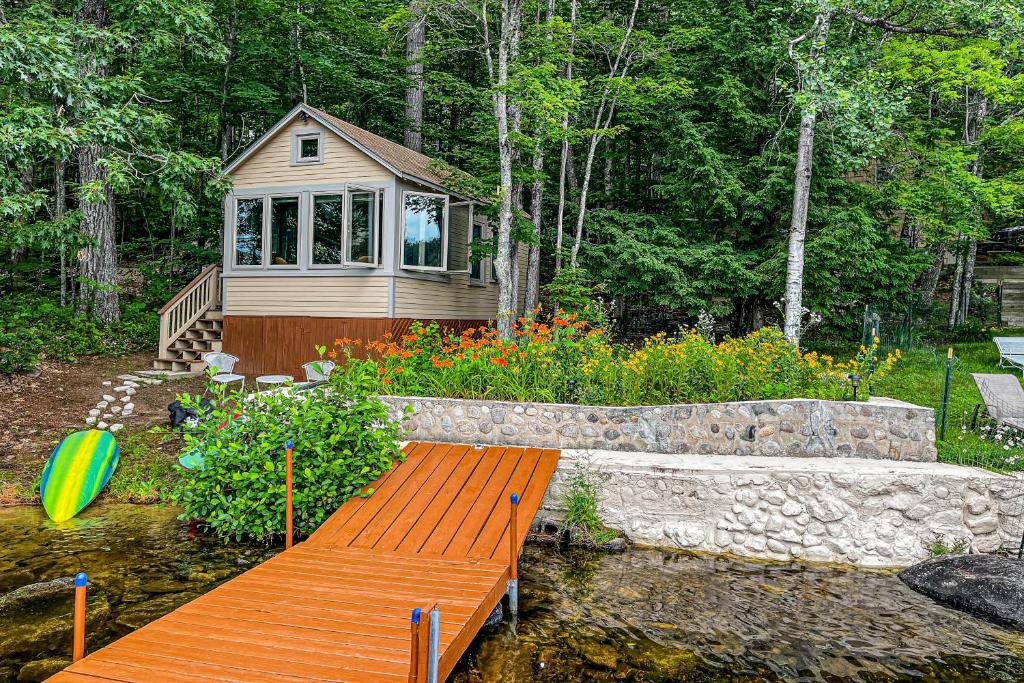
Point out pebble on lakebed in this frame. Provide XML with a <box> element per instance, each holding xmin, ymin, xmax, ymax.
<box><xmin>898</xmin><ymin>554</ymin><xmax>1024</xmax><ymax>627</ymax></box>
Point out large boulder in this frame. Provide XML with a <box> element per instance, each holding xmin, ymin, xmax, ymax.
<box><xmin>899</xmin><ymin>554</ymin><xmax>1024</xmax><ymax>627</ymax></box>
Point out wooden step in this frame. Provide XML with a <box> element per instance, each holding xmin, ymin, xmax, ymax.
<box><xmin>204</xmin><ymin>309</ymin><xmax>224</xmax><ymax>321</ymax></box>
<box><xmin>152</xmin><ymin>357</ymin><xmax>196</xmax><ymax>373</ymax></box>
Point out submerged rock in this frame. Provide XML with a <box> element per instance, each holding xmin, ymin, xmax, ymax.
<box><xmin>0</xmin><ymin>578</ymin><xmax>75</xmax><ymax>616</ymax></box>
<box><xmin>17</xmin><ymin>657</ymin><xmax>71</xmax><ymax>682</ymax></box>
<box><xmin>898</xmin><ymin>554</ymin><xmax>1024</xmax><ymax>627</ymax></box>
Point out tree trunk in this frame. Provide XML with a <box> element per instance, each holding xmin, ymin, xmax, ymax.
<box><xmin>217</xmin><ymin>2</ymin><xmax>239</xmax><ymax>163</ymax></box>
<box><xmin>404</xmin><ymin>0</ymin><xmax>426</xmax><ymax>152</ymax></box>
<box><xmin>76</xmin><ymin>0</ymin><xmax>119</xmax><ymax>323</ymax></box>
<box><xmin>918</xmin><ymin>242</ymin><xmax>944</xmax><ymax>307</ymax></box>
<box><xmin>491</xmin><ymin>0</ymin><xmax>523</xmax><ymax>337</ymax></box>
<box><xmin>55</xmin><ymin>158</ymin><xmax>68</xmax><ymax>307</ymax></box>
<box><xmin>524</xmin><ymin>0</ymin><xmax>555</xmax><ymax>314</ymax></box>
<box><xmin>569</xmin><ymin>0</ymin><xmax>640</xmax><ymax>269</ymax></box>
<box><xmin>553</xmin><ymin>0</ymin><xmax>578</xmax><ymax>272</ymax></box>
<box><xmin>956</xmin><ymin>95</ymin><xmax>987</xmax><ymax>325</ymax></box>
<box><xmin>948</xmin><ymin>241</ymin><xmax>965</xmax><ymax>329</ymax></box>
<box><xmin>960</xmin><ymin>238</ymin><xmax>977</xmax><ymax>323</ymax></box>
<box><xmin>782</xmin><ymin>110</ymin><xmax>817</xmax><ymax>342</ymax></box>
<box><xmin>782</xmin><ymin>11</ymin><xmax>833</xmax><ymax>344</ymax></box>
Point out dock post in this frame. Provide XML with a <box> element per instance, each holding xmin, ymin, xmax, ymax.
<box><xmin>285</xmin><ymin>439</ymin><xmax>294</xmax><ymax>549</ymax></box>
<box><xmin>409</xmin><ymin>608</ymin><xmax>427</xmax><ymax>682</ymax></box>
<box><xmin>73</xmin><ymin>572</ymin><xmax>87</xmax><ymax>662</ymax></box>
<box><xmin>427</xmin><ymin>605</ymin><xmax>440</xmax><ymax>683</ymax></box>
<box><xmin>508</xmin><ymin>492</ymin><xmax>520</xmax><ymax>616</ymax></box>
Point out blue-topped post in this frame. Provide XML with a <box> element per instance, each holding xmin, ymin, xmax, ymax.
<box><xmin>73</xmin><ymin>572</ymin><xmax>87</xmax><ymax>661</ymax></box>
<box><xmin>427</xmin><ymin>605</ymin><xmax>440</xmax><ymax>683</ymax></box>
<box><xmin>285</xmin><ymin>440</ymin><xmax>294</xmax><ymax>549</ymax></box>
<box><xmin>408</xmin><ymin>608</ymin><xmax>425</xmax><ymax>682</ymax></box>
<box><xmin>508</xmin><ymin>493</ymin><xmax>520</xmax><ymax>616</ymax></box>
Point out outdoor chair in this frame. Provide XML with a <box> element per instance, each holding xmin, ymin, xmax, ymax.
<box><xmin>302</xmin><ymin>360</ymin><xmax>336</xmax><ymax>383</ymax></box>
<box><xmin>992</xmin><ymin>337</ymin><xmax>1024</xmax><ymax>372</ymax></box>
<box><xmin>971</xmin><ymin>373</ymin><xmax>1024</xmax><ymax>432</ymax></box>
<box><xmin>202</xmin><ymin>352</ymin><xmax>246</xmax><ymax>393</ymax></box>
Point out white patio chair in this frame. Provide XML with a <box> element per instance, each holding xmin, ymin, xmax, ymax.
<box><xmin>302</xmin><ymin>360</ymin><xmax>336</xmax><ymax>383</ymax></box>
<box><xmin>202</xmin><ymin>352</ymin><xmax>246</xmax><ymax>392</ymax></box>
<box><xmin>993</xmin><ymin>337</ymin><xmax>1024</xmax><ymax>371</ymax></box>
<box><xmin>972</xmin><ymin>373</ymin><xmax>1024</xmax><ymax>432</ymax></box>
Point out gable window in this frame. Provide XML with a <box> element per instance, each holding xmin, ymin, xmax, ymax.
<box><xmin>234</xmin><ymin>198</ymin><xmax>264</xmax><ymax>266</ymax></box>
<box><xmin>311</xmin><ymin>194</ymin><xmax>344</xmax><ymax>265</ymax></box>
<box><xmin>269</xmin><ymin>196</ymin><xmax>299</xmax><ymax>266</ymax></box>
<box><xmin>402</xmin><ymin>192</ymin><xmax>447</xmax><ymax>270</ymax></box>
<box><xmin>347</xmin><ymin>188</ymin><xmax>378</xmax><ymax>266</ymax></box>
<box><xmin>292</xmin><ymin>130</ymin><xmax>323</xmax><ymax>165</ymax></box>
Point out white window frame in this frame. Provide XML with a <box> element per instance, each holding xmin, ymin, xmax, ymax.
<box><xmin>266</xmin><ymin>193</ymin><xmax>302</xmax><ymax>269</ymax></box>
<box><xmin>308</xmin><ymin>190</ymin><xmax>348</xmax><ymax>269</ymax></box>
<box><xmin>232</xmin><ymin>195</ymin><xmax>267</xmax><ymax>270</ymax></box>
<box><xmin>344</xmin><ymin>185</ymin><xmax>381</xmax><ymax>268</ymax></box>
<box><xmin>400</xmin><ymin>190</ymin><xmax>449</xmax><ymax>272</ymax></box>
<box><xmin>291</xmin><ymin>129</ymin><xmax>324</xmax><ymax>166</ymax></box>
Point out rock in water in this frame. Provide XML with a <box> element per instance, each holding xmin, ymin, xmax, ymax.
<box><xmin>898</xmin><ymin>554</ymin><xmax>1024</xmax><ymax>627</ymax></box>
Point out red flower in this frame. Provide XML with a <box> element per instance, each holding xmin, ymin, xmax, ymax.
<box><xmin>491</xmin><ymin>357</ymin><xmax>508</xmax><ymax>367</ymax></box>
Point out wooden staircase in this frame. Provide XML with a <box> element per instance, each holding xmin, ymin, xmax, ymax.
<box><xmin>153</xmin><ymin>264</ymin><xmax>223</xmax><ymax>372</ymax></box>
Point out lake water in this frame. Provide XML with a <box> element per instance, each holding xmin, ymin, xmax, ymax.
<box><xmin>1</xmin><ymin>504</ymin><xmax>1022</xmax><ymax>682</ymax></box>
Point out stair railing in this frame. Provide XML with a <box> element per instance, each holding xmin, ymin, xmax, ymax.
<box><xmin>157</xmin><ymin>264</ymin><xmax>222</xmax><ymax>361</ymax></box>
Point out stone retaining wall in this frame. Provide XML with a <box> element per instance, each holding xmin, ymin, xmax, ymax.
<box><xmin>536</xmin><ymin>451</ymin><xmax>1024</xmax><ymax>567</ymax></box>
<box><xmin>383</xmin><ymin>396</ymin><xmax>937</xmax><ymax>461</ymax></box>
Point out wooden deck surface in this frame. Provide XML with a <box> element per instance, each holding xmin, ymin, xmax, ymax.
<box><xmin>50</xmin><ymin>442</ymin><xmax>560</xmax><ymax>683</ymax></box>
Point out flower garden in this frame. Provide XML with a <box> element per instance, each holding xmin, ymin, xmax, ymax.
<box><xmin>329</xmin><ymin>313</ymin><xmax>900</xmax><ymax>407</ymax></box>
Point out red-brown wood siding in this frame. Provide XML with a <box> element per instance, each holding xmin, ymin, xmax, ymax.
<box><xmin>223</xmin><ymin>316</ymin><xmax>489</xmax><ymax>376</ymax></box>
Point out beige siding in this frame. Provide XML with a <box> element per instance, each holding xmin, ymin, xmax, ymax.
<box><xmin>393</xmin><ymin>244</ymin><xmax>529</xmax><ymax>320</ymax></box>
<box><xmin>232</xmin><ymin>118</ymin><xmax>392</xmax><ymax>189</ymax></box>
<box><xmin>225</xmin><ymin>276</ymin><xmax>389</xmax><ymax>317</ymax></box>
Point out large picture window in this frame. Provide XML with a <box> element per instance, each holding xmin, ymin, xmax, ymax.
<box><xmin>347</xmin><ymin>189</ymin><xmax>377</xmax><ymax>265</ymax></box>
<box><xmin>234</xmin><ymin>198</ymin><xmax>264</xmax><ymax>266</ymax></box>
<box><xmin>311</xmin><ymin>194</ymin><xmax>344</xmax><ymax>265</ymax></box>
<box><xmin>403</xmin><ymin>192</ymin><xmax>446</xmax><ymax>270</ymax></box>
<box><xmin>270</xmin><ymin>196</ymin><xmax>299</xmax><ymax>266</ymax></box>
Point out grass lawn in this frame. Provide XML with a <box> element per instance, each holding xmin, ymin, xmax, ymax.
<box><xmin>814</xmin><ymin>336</ymin><xmax>1024</xmax><ymax>472</ymax></box>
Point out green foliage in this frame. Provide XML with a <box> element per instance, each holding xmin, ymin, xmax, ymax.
<box><xmin>0</xmin><ymin>294</ymin><xmax>158</xmax><ymax>372</ymax></box>
<box><xmin>559</xmin><ymin>457</ymin><xmax>616</xmax><ymax>546</ymax></box>
<box><xmin>337</xmin><ymin>321</ymin><xmax>895</xmax><ymax>406</ymax></box>
<box><xmin>171</xmin><ymin>376</ymin><xmax>405</xmax><ymax>542</ymax></box>
<box><xmin>925</xmin><ymin>535</ymin><xmax>969</xmax><ymax>557</ymax></box>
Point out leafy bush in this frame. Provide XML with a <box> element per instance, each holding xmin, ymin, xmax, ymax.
<box><xmin>171</xmin><ymin>374</ymin><xmax>406</xmax><ymax>541</ymax></box>
<box><xmin>0</xmin><ymin>329</ymin><xmax>43</xmax><ymax>373</ymax></box>
<box><xmin>331</xmin><ymin>319</ymin><xmax>900</xmax><ymax>406</ymax></box>
<box><xmin>0</xmin><ymin>294</ymin><xmax>158</xmax><ymax>372</ymax></box>
<box><xmin>559</xmin><ymin>456</ymin><xmax>616</xmax><ymax>546</ymax></box>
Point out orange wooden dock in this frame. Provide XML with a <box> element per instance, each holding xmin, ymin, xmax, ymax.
<box><xmin>50</xmin><ymin>441</ymin><xmax>560</xmax><ymax>683</ymax></box>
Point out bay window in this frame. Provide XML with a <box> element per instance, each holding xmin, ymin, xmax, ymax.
<box><xmin>402</xmin><ymin>192</ymin><xmax>447</xmax><ymax>270</ymax></box>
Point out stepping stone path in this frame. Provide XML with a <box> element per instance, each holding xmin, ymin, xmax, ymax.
<box><xmin>82</xmin><ymin>370</ymin><xmax>195</xmax><ymax>433</ymax></box>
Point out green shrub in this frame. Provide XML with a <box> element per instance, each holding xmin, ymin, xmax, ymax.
<box><xmin>559</xmin><ymin>457</ymin><xmax>616</xmax><ymax>546</ymax></box>
<box><xmin>0</xmin><ymin>329</ymin><xmax>43</xmax><ymax>373</ymax></box>
<box><xmin>171</xmin><ymin>374</ymin><xmax>406</xmax><ymax>542</ymax></box>
<box><xmin>0</xmin><ymin>294</ymin><xmax>158</xmax><ymax>371</ymax></box>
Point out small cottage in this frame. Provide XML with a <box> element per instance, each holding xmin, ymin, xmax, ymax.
<box><xmin>154</xmin><ymin>103</ymin><xmax>527</xmax><ymax>376</ymax></box>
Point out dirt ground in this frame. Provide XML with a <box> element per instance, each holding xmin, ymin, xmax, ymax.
<box><xmin>0</xmin><ymin>352</ymin><xmax>205</xmax><ymax>503</ymax></box>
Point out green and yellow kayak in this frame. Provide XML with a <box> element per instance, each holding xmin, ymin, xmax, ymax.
<box><xmin>40</xmin><ymin>430</ymin><xmax>120</xmax><ymax>522</ymax></box>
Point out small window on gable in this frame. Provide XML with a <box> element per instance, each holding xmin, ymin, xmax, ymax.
<box><xmin>293</xmin><ymin>131</ymin><xmax>323</xmax><ymax>164</ymax></box>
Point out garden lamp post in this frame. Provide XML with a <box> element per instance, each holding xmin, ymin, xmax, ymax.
<box><xmin>848</xmin><ymin>374</ymin><xmax>862</xmax><ymax>401</ymax></box>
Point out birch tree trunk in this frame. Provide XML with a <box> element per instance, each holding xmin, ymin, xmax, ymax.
<box><xmin>782</xmin><ymin>11</ymin><xmax>833</xmax><ymax>343</ymax></box>
<box><xmin>957</xmin><ymin>96</ymin><xmax>988</xmax><ymax>325</ymax></box>
<box><xmin>490</xmin><ymin>0</ymin><xmax>523</xmax><ymax>337</ymax></box>
<box><xmin>553</xmin><ymin>0</ymin><xmax>578</xmax><ymax>272</ymax></box>
<box><xmin>948</xmin><ymin>242</ymin><xmax>965</xmax><ymax>329</ymax></box>
<box><xmin>404</xmin><ymin>0</ymin><xmax>426</xmax><ymax>152</ymax></box>
<box><xmin>918</xmin><ymin>242</ymin><xmax>944</xmax><ymax>307</ymax></box>
<box><xmin>55</xmin><ymin>158</ymin><xmax>67</xmax><ymax>307</ymax></box>
<box><xmin>568</xmin><ymin>0</ymin><xmax>640</xmax><ymax>269</ymax></box>
<box><xmin>76</xmin><ymin>0</ymin><xmax>120</xmax><ymax>323</ymax></box>
<box><xmin>524</xmin><ymin>0</ymin><xmax>555</xmax><ymax>313</ymax></box>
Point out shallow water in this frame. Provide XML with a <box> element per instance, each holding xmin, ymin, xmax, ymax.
<box><xmin>1</xmin><ymin>505</ymin><xmax>1022</xmax><ymax>682</ymax></box>
<box><xmin>455</xmin><ymin>546</ymin><xmax>1024</xmax><ymax>682</ymax></box>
